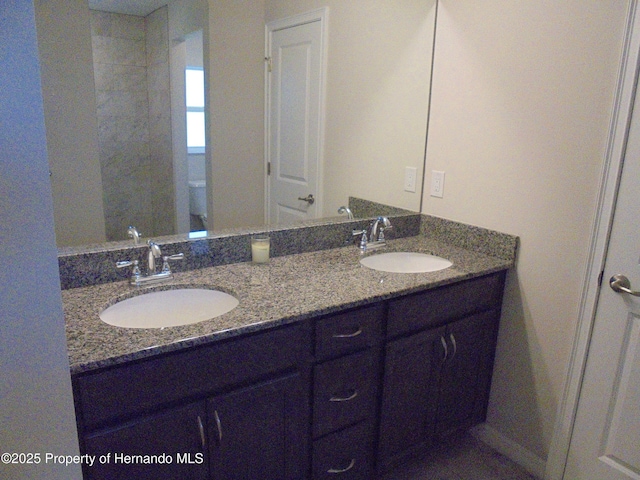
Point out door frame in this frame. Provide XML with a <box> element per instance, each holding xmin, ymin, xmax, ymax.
<box><xmin>264</xmin><ymin>8</ymin><xmax>329</xmax><ymax>224</ymax></box>
<box><xmin>546</xmin><ymin>1</ymin><xmax>640</xmax><ymax>478</ymax></box>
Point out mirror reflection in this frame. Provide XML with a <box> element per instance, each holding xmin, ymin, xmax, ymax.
<box><xmin>35</xmin><ymin>0</ymin><xmax>437</xmax><ymax>248</ymax></box>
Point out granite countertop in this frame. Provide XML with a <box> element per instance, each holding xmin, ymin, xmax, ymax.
<box><xmin>63</xmin><ymin>234</ymin><xmax>515</xmax><ymax>375</ymax></box>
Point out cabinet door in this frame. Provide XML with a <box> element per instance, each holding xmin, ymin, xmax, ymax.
<box><xmin>437</xmin><ymin>310</ymin><xmax>500</xmax><ymax>436</ymax></box>
<box><xmin>82</xmin><ymin>402</ymin><xmax>208</xmax><ymax>480</ymax></box>
<box><xmin>377</xmin><ymin>326</ymin><xmax>445</xmax><ymax>468</ymax></box>
<box><xmin>208</xmin><ymin>373</ymin><xmax>307</xmax><ymax>480</ymax></box>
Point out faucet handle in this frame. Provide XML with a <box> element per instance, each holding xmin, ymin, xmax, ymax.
<box><xmin>161</xmin><ymin>253</ymin><xmax>185</xmax><ymax>273</ymax></box>
<box><xmin>379</xmin><ymin>224</ymin><xmax>393</xmax><ymax>242</ymax></box>
<box><xmin>116</xmin><ymin>259</ymin><xmax>141</xmax><ymax>279</ymax></box>
<box><xmin>352</xmin><ymin>229</ymin><xmax>368</xmax><ymax>250</ymax></box>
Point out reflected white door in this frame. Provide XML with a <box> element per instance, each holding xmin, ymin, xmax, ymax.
<box><xmin>266</xmin><ymin>11</ymin><xmax>325</xmax><ymax>225</ymax></box>
<box><xmin>563</xmin><ymin>65</ymin><xmax>640</xmax><ymax>479</ymax></box>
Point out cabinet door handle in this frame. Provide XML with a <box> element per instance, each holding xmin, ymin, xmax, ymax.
<box><xmin>332</xmin><ymin>327</ymin><xmax>363</xmax><ymax>338</ymax></box>
<box><xmin>329</xmin><ymin>389</ymin><xmax>358</xmax><ymax>402</ymax></box>
<box><xmin>213</xmin><ymin>410</ymin><xmax>223</xmax><ymax>444</ymax></box>
<box><xmin>449</xmin><ymin>333</ymin><xmax>457</xmax><ymax>360</ymax></box>
<box><xmin>440</xmin><ymin>335</ymin><xmax>448</xmax><ymax>363</ymax></box>
<box><xmin>197</xmin><ymin>415</ymin><xmax>206</xmax><ymax>449</ymax></box>
<box><xmin>327</xmin><ymin>458</ymin><xmax>355</xmax><ymax>474</ymax></box>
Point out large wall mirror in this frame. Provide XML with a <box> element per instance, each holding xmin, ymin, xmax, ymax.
<box><xmin>35</xmin><ymin>0</ymin><xmax>437</xmax><ymax>248</ymax></box>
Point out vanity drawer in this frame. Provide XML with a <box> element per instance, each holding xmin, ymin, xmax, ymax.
<box><xmin>313</xmin><ymin>349</ymin><xmax>379</xmax><ymax>438</ymax></box>
<box><xmin>315</xmin><ymin>303</ymin><xmax>384</xmax><ymax>361</ymax></box>
<box><xmin>73</xmin><ymin>325</ymin><xmax>306</xmax><ymax>430</ymax></box>
<box><xmin>312</xmin><ymin>420</ymin><xmax>375</xmax><ymax>480</ymax></box>
<box><xmin>387</xmin><ymin>272</ymin><xmax>506</xmax><ymax>338</ymax></box>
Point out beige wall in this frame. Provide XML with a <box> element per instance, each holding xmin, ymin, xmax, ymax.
<box><xmin>423</xmin><ymin>0</ymin><xmax>629</xmax><ymax>462</ymax></box>
<box><xmin>35</xmin><ymin>0</ymin><xmax>106</xmax><ymax>246</ymax></box>
<box><xmin>266</xmin><ymin>0</ymin><xmax>435</xmax><ymax>217</ymax></box>
<box><xmin>210</xmin><ymin>0</ymin><xmax>436</xmax><ymax>229</ymax></box>
<box><xmin>207</xmin><ymin>0</ymin><xmax>266</xmax><ymax>230</ymax></box>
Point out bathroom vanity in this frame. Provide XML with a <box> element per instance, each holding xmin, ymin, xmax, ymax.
<box><xmin>62</xmin><ymin>217</ymin><xmax>517</xmax><ymax>479</ymax></box>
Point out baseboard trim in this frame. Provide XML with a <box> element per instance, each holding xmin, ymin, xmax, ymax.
<box><xmin>470</xmin><ymin>423</ymin><xmax>547</xmax><ymax>479</ymax></box>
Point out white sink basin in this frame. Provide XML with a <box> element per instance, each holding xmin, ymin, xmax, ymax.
<box><xmin>100</xmin><ymin>288</ymin><xmax>239</xmax><ymax>329</ymax></box>
<box><xmin>360</xmin><ymin>252</ymin><xmax>452</xmax><ymax>273</ymax></box>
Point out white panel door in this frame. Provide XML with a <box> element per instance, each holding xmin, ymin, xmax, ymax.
<box><xmin>563</xmin><ymin>64</ymin><xmax>640</xmax><ymax>479</ymax></box>
<box><xmin>266</xmin><ymin>14</ymin><xmax>324</xmax><ymax>225</ymax></box>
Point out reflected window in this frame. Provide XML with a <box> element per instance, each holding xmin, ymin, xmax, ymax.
<box><xmin>186</xmin><ymin>68</ymin><xmax>205</xmax><ymax>153</ymax></box>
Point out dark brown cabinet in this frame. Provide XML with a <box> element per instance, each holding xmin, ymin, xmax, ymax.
<box><xmin>72</xmin><ymin>271</ymin><xmax>507</xmax><ymax>479</ymax></box>
<box><xmin>378</xmin><ymin>326</ymin><xmax>445</xmax><ymax>466</ymax></box>
<box><xmin>73</xmin><ymin>325</ymin><xmax>308</xmax><ymax>480</ymax></box>
<box><xmin>83</xmin><ymin>402</ymin><xmax>208</xmax><ymax>480</ymax></box>
<box><xmin>310</xmin><ymin>304</ymin><xmax>384</xmax><ymax>479</ymax></box>
<box><xmin>436</xmin><ymin>310</ymin><xmax>501</xmax><ymax>437</ymax></box>
<box><xmin>312</xmin><ymin>420</ymin><xmax>376</xmax><ymax>480</ymax></box>
<box><xmin>208</xmin><ymin>374</ymin><xmax>307</xmax><ymax>480</ymax></box>
<box><xmin>378</xmin><ymin>273</ymin><xmax>505</xmax><ymax>471</ymax></box>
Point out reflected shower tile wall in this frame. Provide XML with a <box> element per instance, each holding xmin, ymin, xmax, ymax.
<box><xmin>146</xmin><ymin>6</ymin><xmax>175</xmax><ymax>237</ymax></box>
<box><xmin>90</xmin><ymin>7</ymin><xmax>174</xmax><ymax>241</ymax></box>
<box><xmin>91</xmin><ymin>10</ymin><xmax>150</xmax><ymax>241</ymax></box>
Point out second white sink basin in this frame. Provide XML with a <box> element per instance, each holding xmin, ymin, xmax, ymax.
<box><xmin>360</xmin><ymin>252</ymin><xmax>452</xmax><ymax>273</ymax></box>
<box><xmin>100</xmin><ymin>288</ymin><xmax>239</xmax><ymax>329</ymax></box>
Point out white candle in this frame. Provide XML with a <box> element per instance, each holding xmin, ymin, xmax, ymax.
<box><xmin>251</xmin><ymin>236</ymin><xmax>270</xmax><ymax>264</ymax></box>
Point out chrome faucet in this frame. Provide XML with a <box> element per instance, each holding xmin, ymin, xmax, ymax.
<box><xmin>370</xmin><ymin>216</ymin><xmax>392</xmax><ymax>243</ymax></box>
<box><xmin>127</xmin><ymin>226</ymin><xmax>142</xmax><ymax>245</ymax></box>
<box><xmin>353</xmin><ymin>216</ymin><xmax>392</xmax><ymax>251</ymax></box>
<box><xmin>338</xmin><ymin>206</ymin><xmax>354</xmax><ymax>220</ymax></box>
<box><xmin>116</xmin><ymin>239</ymin><xmax>184</xmax><ymax>286</ymax></box>
<box><xmin>147</xmin><ymin>241</ymin><xmax>162</xmax><ymax>275</ymax></box>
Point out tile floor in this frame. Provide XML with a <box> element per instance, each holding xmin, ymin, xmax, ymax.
<box><xmin>378</xmin><ymin>433</ymin><xmax>538</xmax><ymax>480</ymax></box>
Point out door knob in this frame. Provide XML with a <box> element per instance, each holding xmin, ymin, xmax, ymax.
<box><xmin>298</xmin><ymin>194</ymin><xmax>315</xmax><ymax>205</ymax></box>
<box><xmin>609</xmin><ymin>274</ymin><xmax>640</xmax><ymax>297</ymax></box>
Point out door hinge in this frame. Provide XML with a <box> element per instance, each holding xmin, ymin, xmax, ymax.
<box><xmin>267</xmin><ymin>162</ymin><xmax>271</xmax><ymax>176</ymax></box>
<box><xmin>265</xmin><ymin>56</ymin><xmax>272</xmax><ymax>73</ymax></box>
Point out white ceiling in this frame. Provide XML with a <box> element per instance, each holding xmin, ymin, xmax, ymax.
<box><xmin>87</xmin><ymin>0</ymin><xmax>168</xmax><ymax>16</ymax></box>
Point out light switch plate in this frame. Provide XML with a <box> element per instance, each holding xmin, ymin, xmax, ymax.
<box><xmin>430</xmin><ymin>170</ymin><xmax>445</xmax><ymax>198</ymax></box>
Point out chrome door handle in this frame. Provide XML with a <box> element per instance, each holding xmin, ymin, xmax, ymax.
<box><xmin>213</xmin><ymin>410</ymin><xmax>222</xmax><ymax>444</ymax></box>
<box><xmin>609</xmin><ymin>274</ymin><xmax>640</xmax><ymax>296</ymax></box>
<box><xmin>440</xmin><ymin>335</ymin><xmax>448</xmax><ymax>363</ymax></box>
<box><xmin>298</xmin><ymin>194</ymin><xmax>315</xmax><ymax>205</ymax></box>
<box><xmin>197</xmin><ymin>415</ymin><xmax>206</xmax><ymax>449</ymax></box>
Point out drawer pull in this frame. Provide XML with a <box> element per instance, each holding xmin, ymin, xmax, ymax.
<box><xmin>329</xmin><ymin>389</ymin><xmax>358</xmax><ymax>402</ymax></box>
<box><xmin>332</xmin><ymin>327</ymin><xmax>363</xmax><ymax>339</ymax></box>
<box><xmin>327</xmin><ymin>458</ymin><xmax>356</xmax><ymax>474</ymax></box>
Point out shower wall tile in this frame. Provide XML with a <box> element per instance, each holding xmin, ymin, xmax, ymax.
<box><xmin>146</xmin><ymin>6</ymin><xmax>175</xmax><ymax>235</ymax></box>
<box><xmin>146</xmin><ymin>8</ymin><xmax>169</xmax><ymax>65</ymax></box>
<box><xmin>91</xmin><ymin>7</ymin><xmax>174</xmax><ymax>241</ymax></box>
<box><xmin>91</xmin><ymin>9</ymin><xmax>151</xmax><ymax>242</ymax></box>
<box><xmin>93</xmin><ymin>64</ymin><xmax>147</xmax><ymax>92</ymax></box>
<box><xmin>90</xmin><ymin>10</ymin><xmax>145</xmax><ymax>41</ymax></box>
<box><xmin>92</xmin><ymin>35</ymin><xmax>146</xmax><ymax>67</ymax></box>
